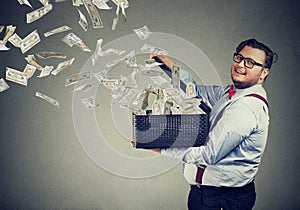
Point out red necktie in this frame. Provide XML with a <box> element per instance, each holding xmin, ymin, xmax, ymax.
<box><xmin>228</xmin><ymin>84</ymin><xmax>235</xmax><ymax>99</ymax></box>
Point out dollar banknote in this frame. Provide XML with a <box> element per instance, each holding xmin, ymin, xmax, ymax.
<box><xmin>134</xmin><ymin>26</ymin><xmax>151</xmax><ymax>40</ymax></box>
<box><xmin>38</xmin><ymin>0</ymin><xmax>49</xmax><ymax>6</ymax></box>
<box><xmin>112</xmin><ymin>0</ymin><xmax>129</xmax><ymax>22</ymax></box>
<box><xmin>75</xmin><ymin>40</ymin><xmax>91</xmax><ymax>52</ymax></box>
<box><xmin>37</xmin><ymin>65</ymin><xmax>54</xmax><ymax>78</ymax></box>
<box><xmin>6</xmin><ymin>67</ymin><xmax>28</xmax><ymax>86</ymax></box>
<box><xmin>92</xmin><ymin>0</ymin><xmax>112</xmax><ymax>10</ymax></box>
<box><xmin>83</xmin><ymin>0</ymin><xmax>103</xmax><ymax>28</ymax></box>
<box><xmin>26</xmin><ymin>4</ymin><xmax>53</xmax><ymax>23</ymax></box>
<box><xmin>111</xmin><ymin>16</ymin><xmax>118</xmax><ymax>30</ymax></box>
<box><xmin>92</xmin><ymin>38</ymin><xmax>103</xmax><ymax>65</ymax></box>
<box><xmin>17</xmin><ymin>0</ymin><xmax>33</xmax><ymax>8</ymax></box>
<box><xmin>140</xmin><ymin>43</ymin><xmax>168</xmax><ymax>55</ymax></box>
<box><xmin>25</xmin><ymin>54</ymin><xmax>44</xmax><ymax>70</ymax></box>
<box><xmin>81</xmin><ymin>96</ymin><xmax>99</xmax><ymax>109</ymax></box>
<box><xmin>0</xmin><ymin>41</ymin><xmax>10</xmax><ymax>51</ymax></box>
<box><xmin>20</xmin><ymin>29</ymin><xmax>41</xmax><ymax>54</ymax></box>
<box><xmin>51</xmin><ymin>58</ymin><xmax>75</xmax><ymax>75</ymax></box>
<box><xmin>185</xmin><ymin>82</ymin><xmax>197</xmax><ymax>98</ymax></box>
<box><xmin>99</xmin><ymin>48</ymin><xmax>126</xmax><ymax>57</ymax></box>
<box><xmin>0</xmin><ymin>78</ymin><xmax>10</xmax><ymax>93</ymax></box>
<box><xmin>2</xmin><ymin>25</ymin><xmax>16</xmax><ymax>44</ymax></box>
<box><xmin>73</xmin><ymin>83</ymin><xmax>93</xmax><ymax>92</ymax></box>
<box><xmin>93</xmin><ymin>69</ymin><xmax>108</xmax><ymax>82</ymax></box>
<box><xmin>65</xmin><ymin>71</ymin><xmax>91</xmax><ymax>86</ymax></box>
<box><xmin>72</xmin><ymin>0</ymin><xmax>83</xmax><ymax>6</ymax></box>
<box><xmin>44</xmin><ymin>25</ymin><xmax>72</xmax><ymax>37</ymax></box>
<box><xmin>62</xmin><ymin>33</ymin><xmax>81</xmax><ymax>47</ymax></box>
<box><xmin>23</xmin><ymin>64</ymin><xmax>37</xmax><ymax>79</ymax></box>
<box><xmin>77</xmin><ymin>9</ymin><xmax>88</xmax><ymax>31</ymax></box>
<box><xmin>171</xmin><ymin>64</ymin><xmax>180</xmax><ymax>89</ymax></box>
<box><xmin>101</xmin><ymin>79</ymin><xmax>119</xmax><ymax>89</ymax></box>
<box><xmin>8</xmin><ymin>33</ymin><xmax>22</xmax><ymax>48</ymax></box>
<box><xmin>36</xmin><ymin>91</ymin><xmax>60</xmax><ymax>108</ymax></box>
<box><xmin>0</xmin><ymin>25</ymin><xmax>4</xmax><ymax>33</ymax></box>
<box><xmin>36</xmin><ymin>51</ymin><xmax>67</xmax><ymax>59</ymax></box>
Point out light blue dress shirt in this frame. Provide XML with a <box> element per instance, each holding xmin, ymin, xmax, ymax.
<box><xmin>161</xmin><ymin>70</ymin><xmax>270</xmax><ymax>187</ymax></box>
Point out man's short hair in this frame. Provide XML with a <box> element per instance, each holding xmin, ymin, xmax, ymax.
<box><xmin>236</xmin><ymin>38</ymin><xmax>278</xmax><ymax>69</ymax></box>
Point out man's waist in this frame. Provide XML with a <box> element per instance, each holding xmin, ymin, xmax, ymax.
<box><xmin>183</xmin><ymin>163</ymin><xmax>256</xmax><ymax>187</ymax></box>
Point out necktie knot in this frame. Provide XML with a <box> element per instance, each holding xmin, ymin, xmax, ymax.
<box><xmin>229</xmin><ymin>84</ymin><xmax>235</xmax><ymax>99</ymax></box>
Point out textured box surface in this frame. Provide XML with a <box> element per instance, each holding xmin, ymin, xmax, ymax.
<box><xmin>133</xmin><ymin>113</ymin><xmax>209</xmax><ymax>149</ymax></box>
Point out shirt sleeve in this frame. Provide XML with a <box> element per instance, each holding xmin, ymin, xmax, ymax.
<box><xmin>180</xmin><ymin>69</ymin><xmax>226</xmax><ymax>107</ymax></box>
<box><xmin>161</xmin><ymin>101</ymin><xmax>258</xmax><ymax>166</ymax></box>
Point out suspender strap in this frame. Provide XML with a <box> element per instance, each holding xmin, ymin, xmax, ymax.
<box><xmin>245</xmin><ymin>93</ymin><xmax>269</xmax><ymax>109</ymax></box>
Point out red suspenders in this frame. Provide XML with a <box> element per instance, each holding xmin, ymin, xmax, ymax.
<box><xmin>245</xmin><ymin>93</ymin><xmax>269</xmax><ymax>109</ymax></box>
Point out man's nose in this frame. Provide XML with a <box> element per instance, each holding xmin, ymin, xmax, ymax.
<box><xmin>237</xmin><ymin>60</ymin><xmax>245</xmax><ymax>68</ymax></box>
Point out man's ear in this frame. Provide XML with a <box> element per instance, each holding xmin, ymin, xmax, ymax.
<box><xmin>260</xmin><ymin>68</ymin><xmax>269</xmax><ymax>82</ymax></box>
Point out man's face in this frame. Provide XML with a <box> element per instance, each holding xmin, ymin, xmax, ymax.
<box><xmin>231</xmin><ymin>46</ymin><xmax>269</xmax><ymax>89</ymax></box>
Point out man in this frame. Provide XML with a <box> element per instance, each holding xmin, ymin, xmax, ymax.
<box><xmin>146</xmin><ymin>39</ymin><xmax>277</xmax><ymax>209</ymax></box>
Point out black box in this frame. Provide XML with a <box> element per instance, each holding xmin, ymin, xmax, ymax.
<box><xmin>133</xmin><ymin>113</ymin><xmax>209</xmax><ymax>149</ymax></box>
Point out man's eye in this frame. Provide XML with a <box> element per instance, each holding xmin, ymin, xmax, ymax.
<box><xmin>236</xmin><ymin>55</ymin><xmax>243</xmax><ymax>60</ymax></box>
<box><xmin>246</xmin><ymin>59</ymin><xmax>255</xmax><ymax>66</ymax></box>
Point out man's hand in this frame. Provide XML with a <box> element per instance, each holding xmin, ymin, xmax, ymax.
<box><xmin>130</xmin><ymin>141</ymin><xmax>161</xmax><ymax>153</ymax></box>
<box><xmin>150</xmin><ymin>54</ymin><xmax>174</xmax><ymax>70</ymax></box>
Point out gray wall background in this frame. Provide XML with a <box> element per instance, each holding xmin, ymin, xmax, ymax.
<box><xmin>0</xmin><ymin>0</ymin><xmax>299</xmax><ymax>209</ymax></box>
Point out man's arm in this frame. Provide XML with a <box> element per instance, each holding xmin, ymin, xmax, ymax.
<box><xmin>162</xmin><ymin>102</ymin><xmax>257</xmax><ymax>165</ymax></box>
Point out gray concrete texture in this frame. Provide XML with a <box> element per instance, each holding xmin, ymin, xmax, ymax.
<box><xmin>0</xmin><ymin>0</ymin><xmax>299</xmax><ymax>209</ymax></box>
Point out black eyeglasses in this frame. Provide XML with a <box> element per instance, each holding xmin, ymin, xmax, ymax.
<box><xmin>233</xmin><ymin>53</ymin><xmax>264</xmax><ymax>69</ymax></box>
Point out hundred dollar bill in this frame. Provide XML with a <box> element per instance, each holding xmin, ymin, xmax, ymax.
<box><xmin>111</xmin><ymin>16</ymin><xmax>118</xmax><ymax>30</ymax></box>
<box><xmin>72</xmin><ymin>0</ymin><xmax>83</xmax><ymax>6</ymax></box>
<box><xmin>51</xmin><ymin>58</ymin><xmax>75</xmax><ymax>75</ymax></box>
<box><xmin>101</xmin><ymin>79</ymin><xmax>119</xmax><ymax>89</ymax></box>
<box><xmin>0</xmin><ymin>78</ymin><xmax>10</xmax><ymax>93</ymax></box>
<box><xmin>92</xmin><ymin>38</ymin><xmax>103</xmax><ymax>65</ymax></box>
<box><xmin>92</xmin><ymin>0</ymin><xmax>112</xmax><ymax>10</ymax></box>
<box><xmin>73</xmin><ymin>83</ymin><xmax>93</xmax><ymax>92</ymax></box>
<box><xmin>25</xmin><ymin>54</ymin><xmax>44</xmax><ymax>70</ymax></box>
<box><xmin>75</xmin><ymin>40</ymin><xmax>91</xmax><ymax>52</ymax></box>
<box><xmin>81</xmin><ymin>96</ymin><xmax>99</xmax><ymax>109</ymax></box>
<box><xmin>35</xmin><ymin>91</ymin><xmax>60</xmax><ymax>108</ymax></box>
<box><xmin>38</xmin><ymin>0</ymin><xmax>49</xmax><ymax>6</ymax></box>
<box><xmin>62</xmin><ymin>33</ymin><xmax>81</xmax><ymax>47</ymax></box>
<box><xmin>171</xmin><ymin>64</ymin><xmax>180</xmax><ymax>89</ymax></box>
<box><xmin>112</xmin><ymin>0</ymin><xmax>129</xmax><ymax>22</ymax></box>
<box><xmin>2</xmin><ymin>25</ymin><xmax>16</xmax><ymax>44</ymax></box>
<box><xmin>99</xmin><ymin>48</ymin><xmax>126</xmax><ymax>57</ymax></box>
<box><xmin>23</xmin><ymin>64</ymin><xmax>37</xmax><ymax>79</ymax></box>
<box><xmin>83</xmin><ymin>0</ymin><xmax>103</xmax><ymax>28</ymax></box>
<box><xmin>133</xmin><ymin>26</ymin><xmax>151</xmax><ymax>40</ymax></box>
<box><xmin>17</xmin><ymin>0</ymin><xmax>33</xmax><ymax>8</ymax></box>
<box><xmin>65</xmin><ymin>71</ymin><xmax>91</xmax><ymax>86</ymax></box>
<box><xmin>20</xmin><ymin>29</ymin><xmax>41</xmax><ymax>54</ymax></box>
<box><xmin>93</xmin><ymin>69</ymin><xmax>108</xmax><ymax>82</ymax></box>
<box><xmin>77</xmin><ymin>9</ymin><xmax>88</xmax><ymax>31</ymax></box>
<box><xmin>6</xmin><ymin>67</ymin><xmax>28</xmax><ymax>86</ymax></box>
<box><xmin>37</xmin><ymin>65</ymin><xmax>54</xmax><ymax>78</ymax></box>
<box><xmin>44</xmin><ymin>25</ymin><xmax>72</xmax><ymax>37</ymax></box>
<box><xmin>150</xmin><ymin>76</ymin><xmax>168</xmax><ymax>85</ymax></box>
<box><xmin>105</xmin><ymin>50</ymin><xmax>136</xmax><ymax>68</ymax></box>
<box><xmin>36</xmin><ymin>51</ymin><xmax>67</xmax><ymax>59</ymax></box>
<box><xmin>8</xmin><ymin>33</ymin><xmax>22</xmax><ymax>48</ymax></box>
<box><xmin>0</xmin><ymin>25</ymin><xmax>4</xmax><ymax>33</ymax></box>
<box><xmin>26</xmin><ymin>4</ymin><xmax>53</xmax><ymax>24</ymax></box>
<box><xmin>185</xmin><ymin>82</ymin><xmax>197</xmax><ymax>98</ymax></box>
<box><xmin>140</xmin><ymin>43</ymin><xmax>168</xmax><ymax>55</ymax></box>
<box><xmin>0</xmin><ymin>41</ymin><xmax>10</xmax><ymax>51</ymax></box>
